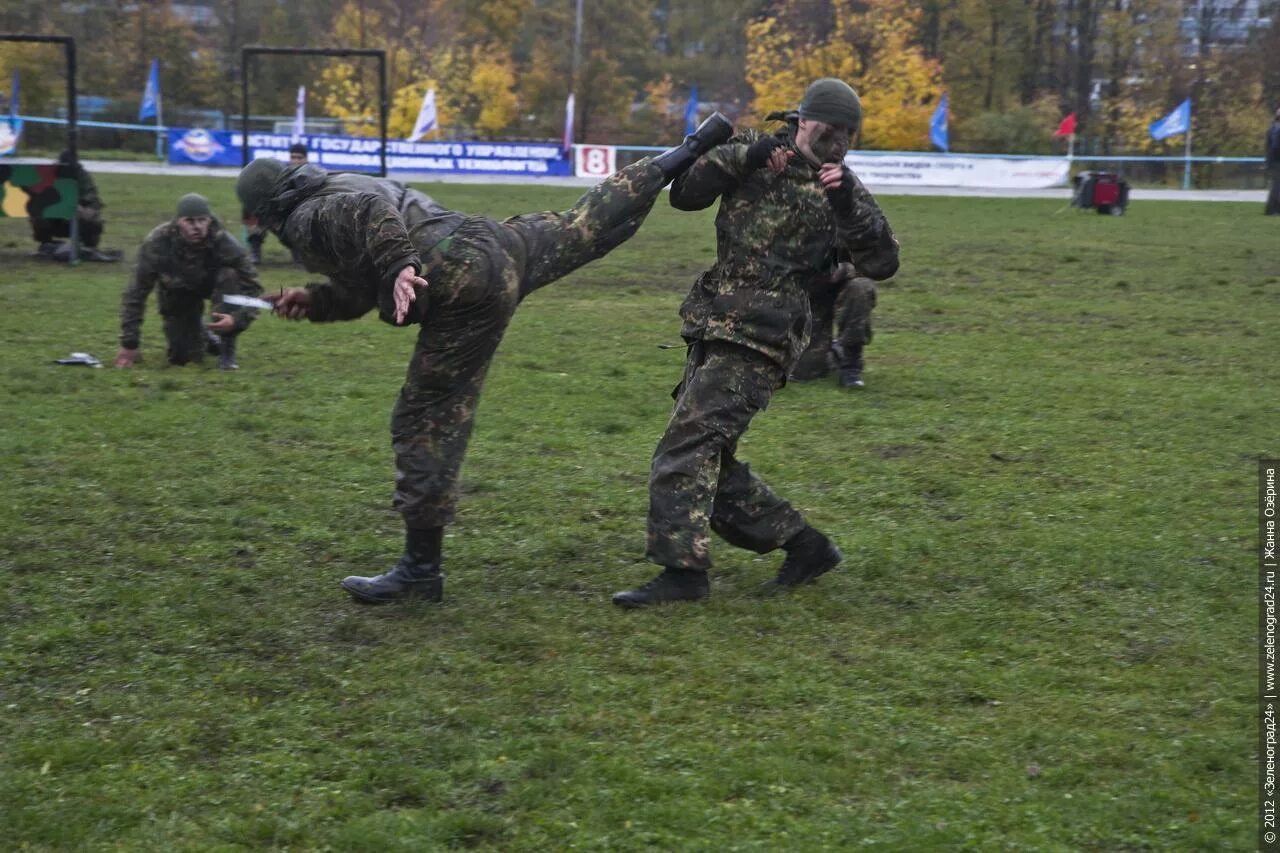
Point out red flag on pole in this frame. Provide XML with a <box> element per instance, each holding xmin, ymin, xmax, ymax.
<box><xmin>1054</xmin><ymin>112</ymin><xmax>1077</xmax><ymax>137</ymax></box>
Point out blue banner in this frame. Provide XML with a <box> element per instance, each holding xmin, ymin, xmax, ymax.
<box><xmin>168</xmin><ymin>128</ymin><xmax>572</xmax><ymax>176</ymax></box>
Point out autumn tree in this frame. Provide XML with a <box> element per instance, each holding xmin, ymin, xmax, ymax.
<box><xmin>745</xmin><ymin>0</ymin><xmax>943</xmax><ymax>150</ymax></box>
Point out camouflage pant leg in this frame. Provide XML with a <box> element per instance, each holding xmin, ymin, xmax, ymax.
<box><xmin>502</xmin><ymin>158</ymin><xmax>666</xmax><ymax>297</ymax></box>
<box><xmin>391</xmin><ymin>220</ymin><xmax>521</xmax><ymax>528</ymax></box>
<box><xmin>646</xmin><ymin>341</ymin><xmax>807</xmax><ymax>570</ymax></box>
<box><xmin>834</xmin><ymin>276</ymin><xmax>877</xmax><ymax>350</ymax></box>
<box><xmin>163</xmin><ymin>308</ymin><xmax>206</xmax><ymax>365</ymax></box>
<box><xmin>791</xmin><ymin>282</ymin><xmax>837</xmax><ymax>381</ymax></box>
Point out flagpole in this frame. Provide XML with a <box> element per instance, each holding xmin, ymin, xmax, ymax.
<box><xmin>1182</xmin><ymin>100</ymin><xmax>1193</xmax><ymax>190</ymax></box>
<box><xmin>155</xmin><ymin>91</ymin><xmax>163</xmax><ymax>161</ymax></box>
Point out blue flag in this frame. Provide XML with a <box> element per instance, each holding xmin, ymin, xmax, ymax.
<box><xmin>683</xmin><ymin>84</ymin><xmax>699</xmax><ymax>136</ymax></box>
<box><xmin>1</xmin><ymin>70</ymin><xmax>21</xmax><ymax>156</ymax></box>
<box><xmin>930</xmin><ymin>93</ymin><xmax>949</xmax><ymax>152</ymax></box>
<box><xmin>1149</xmin><ymin>98</ymin><xmax>1191</xmax><ymax>141</ymax></box>
<box><xmin>139</xmin><ymin>59</ymin><xmax>161</xmax><ymax>121</ymax></box>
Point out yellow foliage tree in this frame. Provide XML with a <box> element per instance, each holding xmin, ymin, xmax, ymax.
<box><xmin>745</xmin><ymin>0</ymin><xmax>944</xmax><ymax>151</ymax></box>
<box><xmin>318</xmin><ymin>2</ymin><xmax>419</xmax><ymax>137</ymax></box>
<box><xmin>469</xmin><ymin>54</ymin><xmax>518</xmax><ymax>138</ymax></box>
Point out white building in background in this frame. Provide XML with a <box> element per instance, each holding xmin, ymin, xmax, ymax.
<box><xmin>1181</xmin><ymin>0</ymin><xmax>1273</xmax><ymax>53</ymax></box>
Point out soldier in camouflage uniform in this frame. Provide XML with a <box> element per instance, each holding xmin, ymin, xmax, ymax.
<box><xmin>613</xmin><ymin>79</ymin><xmax>899</xmax><ymax>608</ymax></box>
<box><xmin>790</xmin><ymin>255</ymin><xmax>879</xmax><ymax>388</ymax></box>
<box><xmin>235</xmin><ymin>113</ymin><xmax>734</xmax><ymax>605</ymax></box>
<box><xmin>31</xmin><ymin>150</ymin><xmax>105</xmax><ymax>252</ymax></box>
<box><xmin>115</xmin><ymin>194</ymin><xmax>263</xmax><ymax>370</ymax></box>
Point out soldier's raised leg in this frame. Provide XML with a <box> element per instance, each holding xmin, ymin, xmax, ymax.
<box><xmin>512</xmin><ymin>113</ymin><xmax>733</xmax><ymax>297</ymax></box>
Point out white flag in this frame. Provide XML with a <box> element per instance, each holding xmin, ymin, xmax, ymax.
<box><xmin>562</xmin><ymin>92</ymin><xmax>575</xmax><ymax>153</ymax></box>
<box><xmin>409</xmin><ymin>88</ymin><xmax>438</xmax><ymax>142</ymax></box>
<box><xmin>292</xmin><ymin>85</ymin><xmax>306</xmax><ymax>141</ymax></box>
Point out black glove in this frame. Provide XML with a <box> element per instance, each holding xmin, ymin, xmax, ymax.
<box><xmin>825</xmin><ymin>169</ymin><xmax>854</xmax><ymax>216</ymax></box>
<box><xmin>745</xmin><ymin>135</ymin><xmax>788</xmax><ymax>172</ymax></box>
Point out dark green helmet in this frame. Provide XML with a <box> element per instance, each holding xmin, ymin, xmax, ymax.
<box><xmin>235</xmin><ymin>158</ymin><xmax>286</xmax><ymax>217</ymax></box>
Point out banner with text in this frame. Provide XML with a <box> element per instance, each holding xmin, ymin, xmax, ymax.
<box><xmin>844</xmin><ymin>152</ymin><xmax>1070</xmax><ymax>189</ymax></box>
<box><xmin>168</xmin><ymin>128</ymin><xmax>572</xmax><ymax>176</ymax></box>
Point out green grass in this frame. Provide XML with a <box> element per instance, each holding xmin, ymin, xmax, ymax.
<box><xmin>0</xmin><ymin>174</ymin><xmax>1270</xmax><ymax>850</ymax></box>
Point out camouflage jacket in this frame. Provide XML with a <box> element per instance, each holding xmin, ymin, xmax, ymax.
<box><xmin>119</xmin><ymin>219</ymin><xmax>262</xmax><ymax>349</ymax></box>
<box><xmin>260</xmin><ymin>164</ymin><xmax>465</xmax><ymax>324</ymax></box>
<box><xmin>670</xmin><ymin>125</ymin><xmax>899</xmax><ymax>368</ymax></box>
<box><xmin>74</xmin><ymin>164</ymin><xmax>102</xmax><ymax>211</ymax></box>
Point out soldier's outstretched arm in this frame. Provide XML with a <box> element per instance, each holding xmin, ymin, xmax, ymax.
<box><xmin>117</xmin><ymin>242</ymin><xmax>159</xmax><ymax>362</ymax></box>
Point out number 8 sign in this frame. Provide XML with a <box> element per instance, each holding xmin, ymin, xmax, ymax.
<box><xmin>574</xmin><ymin>145</ymin><xmax>617</xmax><ymax>178</ymax></box>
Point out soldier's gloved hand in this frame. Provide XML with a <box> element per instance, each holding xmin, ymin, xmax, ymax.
<box><xmin>745</xmin><ymin>136</ymin><xmax>789</xmax><ymax>172</ymax></box>
<box><xmin>819</xmin><ymin>163</ymin><xmax>854</xmax><ymax>215</ymax></box>
<box><xmin>274</xmin><ymin>287</ymin><xmax>313</xmax><ymax>321</ymax></box>
<box><xmin>114</xmin><ymin>347</ymin><xmax>140</xmax><ymax>368</ymax></box>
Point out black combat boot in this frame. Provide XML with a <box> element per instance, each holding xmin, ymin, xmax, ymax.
<box><xmin>217</xmin><ymin>334</ymin><xmax>239</xmax><ymax>370</ymax></box>
<box><xmin>612</xmin><ymin>567</ymin><xmax>710</xmax><ymax>609</ymax></box>
<box><xmin>652</xmin><ymin>112</ymin><xmax>734</xmax><ymax>182</ymax></box>
<box><xmin>340</xmin><ymin>526</ymin><xmax>444</xmax><ymax>604</ymax></box>
<box><xmin>832</xmin><ymin>342</ymin><xmax>865</xmax><ymax>388</ymax></box>
<box><xmin>205</xmin><ymin>327</ymin><xmax>222</xmax><ymax>357</ymax></box>
<box><xmin>763</xmin><ymin>527</ymin><xmax>843</xmax><ymax>589</ymax></box>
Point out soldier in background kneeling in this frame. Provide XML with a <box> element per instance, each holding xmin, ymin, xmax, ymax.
<box><xmin>115</xmin><ymin>194</ymin><xmax>263</xmax><ymax>370</ymax></box>
<box><xmin>791</xmin><ymin>256</ymin><xmax>879</xmax><ymax>388</ymax></box>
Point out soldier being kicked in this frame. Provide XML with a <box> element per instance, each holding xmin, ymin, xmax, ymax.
<box><xmin>614</xmin><ymin>78</ymin><xmax>900</xmax><ymax>609</ymax></box>
<box><xmin>235</xmin><ymin>113</ymin><xmax>734</xmax><ymax>605</ymax></box>
<box><xmin>115</xmin><ymin>194</ymin><xmax>263</xmax><ymax>370</ymax></box>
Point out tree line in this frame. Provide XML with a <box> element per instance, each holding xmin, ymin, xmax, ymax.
<box><xmin>1</xmin><ymin>0</ymin><xmax>1276</xmax><ymax>156</ymax></box>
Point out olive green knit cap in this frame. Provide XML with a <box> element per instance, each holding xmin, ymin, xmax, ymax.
<box><xmin>799</xmin><ymin>78</ymin><xmax>862</xmax><ymax>132</ymax></box>
<box><xmin>175</xmin><ymin>193</ymin><xmax>212</xmax><ymax>219</ymax></box>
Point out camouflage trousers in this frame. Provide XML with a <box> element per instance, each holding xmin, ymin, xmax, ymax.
<box><xmin>391</xmin><ymin>158</ymin><xmax>667</xmax><ymax>528</ymax></box>
<box><xmin>791</xmin><ymin>266</ymin><xmax>877</xmax><ymax>380</ymax></box>
<box><xmin>646</xmin><ymin>340</ymin><xmax>807</xmax><ymax>570</ymax></box>
<box><xmin>31</xmin><ymin>207</ymin><xmax>104</xmax><ymax>248</ymax></box>
<box><xmin>159</xmin><ymin>267</ymin><xmax>244</xmax><ymax>365</ymax></box>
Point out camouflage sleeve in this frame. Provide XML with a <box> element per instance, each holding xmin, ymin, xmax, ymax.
<box><xmin>212</xmin><ymin>233</ymin><xmax>264</xmax><ymax>333</ymax></box>
<box><xmin>284</xmin><ymin>192</ymin><xmax>421</xmax><ymax>323</ymax></box>
<box><xmin>119</xmin><ymin>236</ymin><xmax>159</xmax><ymax>349</ymax></box>
<box><xmin>833</xmin><ymin>170</ymin><xmax>899</xmax><ymax>281</ymax></box>
<box><xmin>669</xmin><ymin>135</ymin><xmax>756</xmax><ymax>211</ymax></box>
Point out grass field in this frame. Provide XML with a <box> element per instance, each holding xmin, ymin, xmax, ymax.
<box><xmin>0</xmin><ymin>173</ymin><xmax>1271</xmax><ymax>850</ymax></box>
